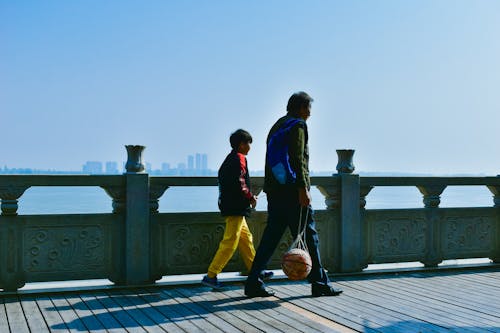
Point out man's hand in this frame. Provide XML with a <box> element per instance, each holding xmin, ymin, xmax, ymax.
<box><xmin>250</xmin><ymin>195</ymin><xmax>257</xmax><ymax>208</ymax></box>
<box><xmin>298</xmin><ymin>187</ymin><xmax>311</xmax><ymax>207</ymax></box>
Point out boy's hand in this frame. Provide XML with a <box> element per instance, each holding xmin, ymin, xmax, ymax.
<box><xmin>298</xmin><ymin>187</ymin><xmax>311</xmax><ymax>207</ymax></box>
<box><xmin>250</xmin><ymin>195</ymin><xmax>257</xmax><ymax>208</ymax></box>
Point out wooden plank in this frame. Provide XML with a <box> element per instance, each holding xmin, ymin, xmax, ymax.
<box><xmin>172</xmin><ymin>285</ymin><xmax>276</xmax><ymax>333</ymax></box>
<box><xmin>335</xmin><ymin>281</ymin><xmax>474</xmax><ymax>332</ymax></box>
<box><xmin>64</xmin><ymin>294</ymin><xmax>107</xmax><ymax>332</ymax></box>
<box><xmin>429</xmin><ymin>270</ymin><xmax>500</xmax><ymax>292</ymax></box>
<box><xmin>217</xmin><ymin>290</ymin><xmax>338</xmax><ymax>332</ymax></box>
<box><xmin>154</xmin><ymin>288</ymin><xmax>225</xmax><ymax>333</ymax></box>
<box><xmin>116</xmin><ymin>289</ymin><xmax>185</xmax><ymax>333</ymax></box>
<box><xmin>175</xmin><ymin>286</ymin><xmax>262</xmax><ymax>333</ymax></box>
<box><xmin>218</xmin><ymin>287</ymin><xmax>307</xmax><ymax>333</ymax></box>
<box><xmin>49</xmin><ymin>295</ymin><xmax>88</xmax><ymax>332</ymax></box>
<box><xmin>94</xmin><ymin>292</ymin><xmax>147</xmax><ymax>333</ymax></box>
<box><xmin>277</xmin><ymin>282</ymin><xmax>428</xmax><ymax>333</ymax></box>
<box><xmin>269</xmin><ymin>282</ymin><xmax>380</xmax><ymax>333</ymax></box>
<box><xmin>35</xmin><ymin>296</ymin><xmax>70</xmax><ymax>332</ymax></box>
<box><xmin>0</xmin><ymin>298</ymin><xmax>11</xmax><ymax>332</ymax></box>
<box><xmin>105</xmin><ymin>291</ymin><xmax>164</xmax><ymax>333</ymax></box>
<box><xmin>273</xmin><ymin>296</ymin><xmax>357</xmax><ymax>333</ymax></box>
<box><xmin>137</xmin><ymin>288</ymin><xmax>207</xmax><ymax>333</ymax></box>
<box><xmin>339</xmin><ymin>278</ymin><xmax>490</xmax><ymax>332</ymax></box>
<box><xmin>220</xmin><ymin>286</ymin><xmax>344</xmax><ymax>333</ymax></box>
<box><xmin>360</xmin><ymin>274</ymin><xmax>500</xmax><ymax>325</ymax></box>
<box><xmin>4</xmin><ymin>297</ymin><xmax>30</xmax><ymax>333</ymax></box>
<box><xmin>207</xmin><ymin>287</ymin><xmax>296</xmax><ymax>333</ymax></box>
<box><xmin>79</xmin><ymin>293</ymin><xmax>125</xmax><ymax>333</ymax></box>
<box><xmin>394</xmin><ymin>273</ymin><xmax>500</xmax><ymax>316</ymax></box>
<box><xmin>276</xmin><ymin>282</ymin><xmax>447</xmax><ymax>333</ymax></box>
<box><xmin>160</xmin><ymin>288</ymin><xmax>244</xmax><ymax>333</ymax></box>
<box><xmin>19</xmin><ymin>296</ymin><xmax>50</xmax><ymax>332</ymax></box>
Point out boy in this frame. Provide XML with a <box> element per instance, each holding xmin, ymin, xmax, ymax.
<box><xmin>202</xmin><ymin>129</ymin><xmax>273</xmax><ymax>289</ymax></box>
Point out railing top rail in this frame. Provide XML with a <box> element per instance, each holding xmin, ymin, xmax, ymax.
<box><xmin>0</xmin><ymin>175</ymin><xmax>123</xmax><ymax>187</ymax></box>
<box><xmin>360</xmin><ymin>176</ymin><xmax>500</xmax><ymax>187</ymax></box>
<box><xmin>2</xmin><ymin>174</ymin><xmax>499</xmax><ymax>188</ymax></box>
<box><xmin>150</xmin><ymin>176</ymin><xmax>340</xmax><ymax>187</ymax></box>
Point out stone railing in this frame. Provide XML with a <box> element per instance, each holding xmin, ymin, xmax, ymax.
<box><xmin>0</xmin><ymin>147</ymin><xmax>499</xmax><ymax>291</ymax></box>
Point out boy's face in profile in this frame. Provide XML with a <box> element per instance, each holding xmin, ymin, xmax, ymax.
<box><xmin>237</xmin><ymin>141</ymin><xmax>251</xmax><ymax>155</ymax></box>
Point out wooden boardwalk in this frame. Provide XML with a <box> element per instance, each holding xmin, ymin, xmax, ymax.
<box><xmin>1</xmin><ymin>267</ymin><xmax>500</xmax><ymax>332</ymax></box>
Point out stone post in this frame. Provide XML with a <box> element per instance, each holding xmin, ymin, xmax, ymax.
<box><xmin>487</xmin><ymin>184</ymin><xmax>500</xmax><ymax>263</ymax></box>
<box><xmin>417</xmin><ymin>185</ymin><xmax>446</xmax><ymax>267</ymax></box>
<box><xmin>336</xmin><ymin>150</ymin><xmax>364</xmax><ymax>272</ymax></box>
<box><xmin>0</xmin><ymin>186</ymin><xmax>28</xmax><ymax>290</ymax></box>
<box><xmin>123</xmin><ymin>145</ymin><xmax>153</xmax><ymax>285</ymax></box>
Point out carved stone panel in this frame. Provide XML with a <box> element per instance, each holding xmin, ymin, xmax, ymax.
<box><xmin>157</xmin><ymin>212</ymin><xmax>294</xmax><ymax>275</ymax></box>
<box><xmin>366</xmin><ymin>210</ymin><xmax>427</xmax><ymax>263</ymax></box>
<box><xmin>159</xmin><ymin>218</ymin><xmax>243</xmax><ymax>275</ymax></box>
<box><xmin>442</xmin><ymin>215</ymin><xmax>495</xmax><ymax>257</ymax></box>
<box><xmin>22</xmin><ymin>218</ymin><xmax>112</xmax><ymax>281</ymax></box>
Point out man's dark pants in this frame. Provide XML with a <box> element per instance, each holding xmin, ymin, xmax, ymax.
<box><xmin>246</xmin><ymin>189</ymin><xmax>330</xmax><ymax>290</ymax></box>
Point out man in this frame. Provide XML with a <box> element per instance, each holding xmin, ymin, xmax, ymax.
<box><xmin>244</xmin><ymin>91</ymin><xmax>343</xmax><ymax>298</ymax></box>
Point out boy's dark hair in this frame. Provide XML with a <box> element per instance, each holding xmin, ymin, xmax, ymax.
<box><xmin>230</xmin><ymin>129</ymin><xmax>253</xmax><ymax>149</ymax></box>
<box><xmin>286</xmin><ymin>91</ymin><xmax>314</xmax><ymax>115</ymax></box>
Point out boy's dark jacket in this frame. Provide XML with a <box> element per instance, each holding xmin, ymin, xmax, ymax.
<box><xmin>218</xmin><ymin>150</ymin><xmax>253</xmax><ymax>217</ymax></box>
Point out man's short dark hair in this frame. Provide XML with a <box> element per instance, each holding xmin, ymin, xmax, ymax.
<box><xmin>230</xmin><ymin>129</ymin><xmax>253</xmax><ymax>149</ymax></box>
<box><xmin>286</xmin><ymin>91</ymin><xmax>314</xmax><ymax>115</ymax></box>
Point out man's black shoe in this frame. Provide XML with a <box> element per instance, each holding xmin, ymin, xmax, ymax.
<box><xmin>311</xmin><ymin>283</ymin><xmax>343</xmax><ymax>297</ymax></box>
<box><xmin>244</xmin><ymin>287</ymin><xmax>275</xmax><ymax>298</ymax></box>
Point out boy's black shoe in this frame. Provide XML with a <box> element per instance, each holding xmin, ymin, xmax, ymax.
<box><xmin>311</xmin><ymin>283</ymin><xmax>343</xmax><ymax>297</ymax></box>
<box><xmin>201</xmin><ymin>275</ymin><xmax>224</xmax><ymax>291</ymax></box>
<box><xmin>260</xmin><ymin>271</ymin><xmax>274</xmax><ymax>281</ymax></box>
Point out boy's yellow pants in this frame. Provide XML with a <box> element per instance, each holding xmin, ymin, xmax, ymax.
<box><xmin>207</xmin><ymin>216</ymin><xmax>256</xmax><ymax>277</ymax></box>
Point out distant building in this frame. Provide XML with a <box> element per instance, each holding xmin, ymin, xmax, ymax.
<box><xmin>105</xmin><ymin>161</ymin><xmax>119</xmax><ymax>174</ymax></box>
<box><xmin>83</xmin><ymin>161</ymin><xmax>103</xmax><ymax>174</ymax></box>
<box><xmin>195</xmin><ymin>153</ymin><xmax>202</xmax><ymax>171</ymax></box>
<box><xmin>161</xmin><ymin>163</ymin><xmax>170</xmax><ymax>174</ymax></box>
<box><xmin>187</xmin><ymin>155</ymin><xmax>194</xmax><ymax>170</ymax></box>
<box><xmin>201</xmin><ymin>154</ymin><xmax>208</xmax><ymax>171</ymax></box>
<box><xmin>145</xmin><ymin>162</ymin><xmax>152</xmax><ymax>173</ymax></box>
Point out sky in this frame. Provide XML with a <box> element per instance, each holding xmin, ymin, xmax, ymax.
<box><xmin>1</xmin><ymin>1</ymin><xmax>500</xmax><ymax>175</ymax></box>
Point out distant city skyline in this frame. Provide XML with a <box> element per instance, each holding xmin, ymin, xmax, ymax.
<box><xmin>1</xmin><ymin>153</ymin><xmax>214</xmax><ymax>175</ymax></box>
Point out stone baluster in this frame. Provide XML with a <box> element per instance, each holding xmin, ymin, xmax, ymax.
<box><xmin>417</xmin><ymin>185</ymin><xmax>446</xmax><ymax>208</ymax></box>
<box><xmin>487</xmin><ymin>185</ymin><xmax>500</xmax><ymax>207</ymax></box>
<box><xmin>317</xmin><ymin>184</ymin><xmax>340</xmax><ymax>210</ymax></box>
<box><xmin>101</xmin><ymin>185</ymin><xmax>126</xmax><ymax>213</ymax></box>
<box><xmin>150</xmin><ymin>184</ymin><xmax>169</xmax><ymax>213</ymax></box>
<box><xmin>360</xmin><ymin>186</ymin><xmax>374</xmax><ymax>209</ymax></box>
<box><xmin>250</xmin><ymin>179</ymin><xmax>264</xmax><ymax>211</ymax></box>
<box><xmin>0</xmin><ymin>185</ymin><xmax>29</xmax><ymax>216</ymax></box>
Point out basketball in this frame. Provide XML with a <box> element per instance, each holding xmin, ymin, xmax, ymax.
<box><xmin>281</xmin><ymin>248</ymin><xmax>312</xmax><ymax>280</ymax></box>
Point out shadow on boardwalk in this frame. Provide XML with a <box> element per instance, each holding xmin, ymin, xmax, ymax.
<box><xmin>2</xmin><ymin>266</ymin><xmax>500</xmax><ymax>332</ymax></box>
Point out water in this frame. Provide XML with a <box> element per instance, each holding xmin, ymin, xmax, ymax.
<box><xmin>16</xmin><ymin>184</ymin><xmax>495</xmax><ymax>215</ymax></box>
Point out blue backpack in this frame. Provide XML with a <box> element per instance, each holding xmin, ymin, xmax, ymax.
<box><xmin>267</xmin><ymin>118</ymin><xmax>305</xmax><ymax>184</ymax></box>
